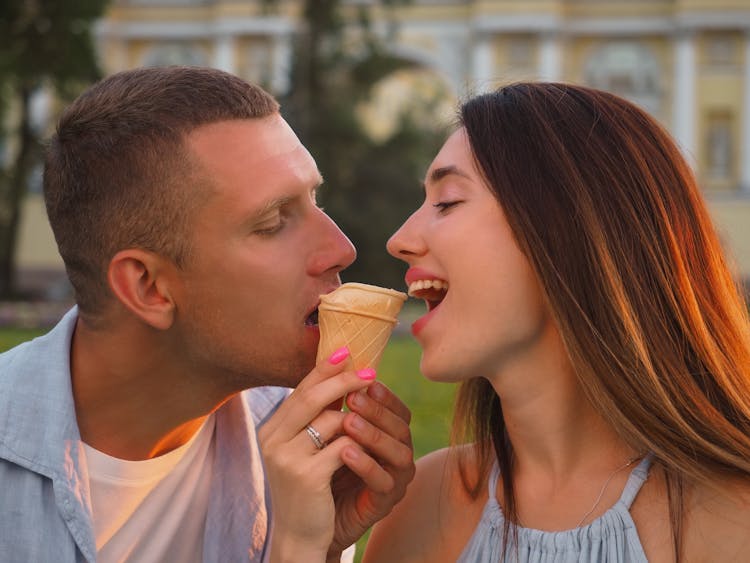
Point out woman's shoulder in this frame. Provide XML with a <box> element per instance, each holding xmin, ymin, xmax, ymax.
<box><xmin>363</xmin><ymin>445</ymin><xmax>488</xmax><ymax>563</ymax></box>
<box><xmin>635</xmin><ymin>466</ymin><xmax>750</xmax><ymax>562</ymax></box>
<box><xmin>684</xmin><ymin>475</ymin><xmax>750</xmax><ymax>561</ymax></box>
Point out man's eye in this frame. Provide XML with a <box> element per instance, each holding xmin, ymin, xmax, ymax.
<box><xmin>254</xmin><ymin>219</ymin><xmax>286</xmax><ymax>236</ymax></box>
<box><xmin>433</xmin><ymin>201</ymin><xmax>460</xmax><ymax>212</ymax></box>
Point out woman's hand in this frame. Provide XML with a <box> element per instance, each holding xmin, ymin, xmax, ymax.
<box><xmin>258</xmin><ymin>347</ymin><xmax>415</xmax><ymax>562</ymax></box>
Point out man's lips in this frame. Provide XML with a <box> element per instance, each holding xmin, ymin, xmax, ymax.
<box><xmin>305</xmin><ymin>308</ymin><xmax>319</xmax><ymax>326</ymax></box>
<box><xmin>305</xmin><ymin>285</ymin><xmax>341</xmax><ymax>326</ymax></box>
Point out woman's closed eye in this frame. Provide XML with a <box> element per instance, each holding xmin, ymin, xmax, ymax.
<box><xmin>433</xmin><ymin>201</ymin><xmax>462</xmax><ymax>213</ymax></box>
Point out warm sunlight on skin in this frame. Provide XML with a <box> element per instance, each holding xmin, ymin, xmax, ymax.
<box><xmin>171</xmin><ymin>116</ymin><xmax>356</xmax><ymax>392</ymax></box>
<box><xmin>73</xmin><ymin>115</ymin><xmax>358</xmax><ymax>461</ymax></box>
<box><xmin>387</xmin><ymin>129</ymin><xmax>550</xmax><ymax>384</ymax></box>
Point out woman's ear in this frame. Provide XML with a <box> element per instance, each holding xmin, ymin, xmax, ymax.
<box><xmin>107</xmin><ymin>249</ymin><xmax>176</xmax><ymax>330</ymax></box>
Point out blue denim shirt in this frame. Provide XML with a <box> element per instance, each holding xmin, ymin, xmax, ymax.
<box><xmin>0</xmin><ymin>307</ymin><xmax>289</xmax><ymax>562</ymax></box>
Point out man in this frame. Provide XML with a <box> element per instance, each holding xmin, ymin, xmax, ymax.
<box><xmin>0</xmin><ymin>66</ymin><xmax>414</xmax><ymax>562</ymax></box>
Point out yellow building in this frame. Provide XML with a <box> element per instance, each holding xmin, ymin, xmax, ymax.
<box><xmin>19</xmin><ymin>0</ymin><xmax>750</xmax><ymax>291</ymax></box>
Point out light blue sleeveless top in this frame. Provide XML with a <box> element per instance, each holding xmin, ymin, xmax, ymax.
<box><xmin>457</xmin><ymin>455</ymin><xmax>653</xmax><ymax>563</ymax></box>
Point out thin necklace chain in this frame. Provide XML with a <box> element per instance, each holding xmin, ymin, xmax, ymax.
<box><xmin>575</xmin><ymin>454</ymin><xmax>644</xmax><ymax>528</ymax></box>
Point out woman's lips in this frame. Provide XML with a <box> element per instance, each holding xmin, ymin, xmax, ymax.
<box><xmin>412</xmin><ymin>310</ymin><xmax>431</xmax><ymax>336</ymax></box>
<box><xmin>404</xmin><ymin>268</ymin><xmax>449</xmax><ymax>337</ymax></box>
<box><xmin>411</xmin><ymin>300</ymin><xmax>443</xmax><ymax>336</ymax></box>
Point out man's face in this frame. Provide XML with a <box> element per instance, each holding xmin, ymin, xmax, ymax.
<box><xmin>171</xmin><ymin>115</ymin><xmax>356</xmax><ymax>391</ymax></box>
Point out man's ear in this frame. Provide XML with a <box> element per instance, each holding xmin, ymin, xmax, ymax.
<box><xmin>107</xmin><ymin>249</ymin><xmax>177</xmax><ymax>330</ymax></box>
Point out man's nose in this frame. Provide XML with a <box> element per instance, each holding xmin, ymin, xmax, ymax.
<box><xmin>307</xmin><ymin>209</ymin><xmax>357</xmax><ymax>276</ymax></box>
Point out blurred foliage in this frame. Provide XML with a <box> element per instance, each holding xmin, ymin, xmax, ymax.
<box><xmin>0</xmin><ymin>0</ymin><xmax>450</xmax><ymax>296</ymax></box>
<box><xmin>0</xmin><ymin>0</ymin><xmax>108</xmax><ymax>298</ymax></box>
<box><xmin>279</xmin><ymin>0</ymin><xmax>448</xmax><ymax>290</ymax></box>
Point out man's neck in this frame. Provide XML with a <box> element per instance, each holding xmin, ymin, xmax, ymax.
<box><xmin>70</xmin><ymin>317</ymin><xmax>220</xmax><ymax>460</ymax></box>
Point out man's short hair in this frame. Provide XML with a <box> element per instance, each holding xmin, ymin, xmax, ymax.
<box><xmin>44</xmin><ymin>66</ymin><xmax>280</xmax><ymax>320</ymax></box>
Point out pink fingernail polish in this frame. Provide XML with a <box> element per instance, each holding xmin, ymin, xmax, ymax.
<box><xmin>329</xmin><ymin>346</ymin><xmax>350</xmax><ymax>365</ymax></box>
<box><xmin>356</xmin><ymin>368</ymin><xmax>377</xmax><ymax>380</ymax></box>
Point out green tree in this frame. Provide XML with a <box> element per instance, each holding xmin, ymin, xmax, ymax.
<box><xmin>278</xmin><ymin>0</ymin><xmax>447</xmax><ymax>289</ymax></box>
<box><xmin>0</xmin><ymin>0</ymin><xmax>108</xmax><ymax>298</ymax></box>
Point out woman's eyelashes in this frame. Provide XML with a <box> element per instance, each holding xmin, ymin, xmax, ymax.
<box><xmin>433</xmin><ymin>200</ymin><xmax>462</xmax><ymax>213</ymax></box>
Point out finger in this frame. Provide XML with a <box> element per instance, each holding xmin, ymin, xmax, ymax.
<box><xmin>268</xmin><ymin>369</ymin><xmax>378</xmax><ymax>444</ymax></box>
<box><xmin>295</xmin><ymin>345</ymin><xmax>353</xmax><ymax>392</ymax></box>
<box><xmin>287</xmin><ymin>435</ymin><xmax>380</xmax><ymax>489</ymax></box>
<box><xmin>366</xmin><ymin>381</ymin><xmax>412</xmax><ymax>424</ymax></box>
<box><xmin>342</xmin><ymin>412</ymin><xmax>413</xmax><ymax>471</ymax></box>
<box><xmin>296</xmin><ymin>409</ymin><xmax>346</xmax><ymax>453</ymax></box>
<box><xmin>345</xmin><ymin>388</ymin><xmax>412</xmax><ymax>447</ymax></box>
<box><xmin>339</xmin><ymin>443</ymin><xmax>396</xmax><ymax>494</ymax></box>
<box><xmin>259</xmin><ymin>349</ymin><xmax>351</xmax><ymax>438</ymax></box>
<box><xmin>263</xmin><ymin>411</ymin><xmax>351</xmax><ymax>486</ymax></box>
<box><xmin>267</xmin><ymin>436</ymin><xmax>349</xmax><ymax>492</ymax></box>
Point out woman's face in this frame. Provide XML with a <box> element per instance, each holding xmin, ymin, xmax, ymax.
<box><xmin>387</xmin><ymin>128</ymin><xmax>552</xmax><ymax>382</ymax></box>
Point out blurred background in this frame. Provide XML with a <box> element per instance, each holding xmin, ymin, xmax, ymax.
<box><xmin>2</xmin><ymin>0</ymin><xmax>750</xmax><ymax>328</ymax></box>
<box><xmin>2</xmin><ymin>3</ymin><xmax>750</xmax><ymax>558</ymax></box>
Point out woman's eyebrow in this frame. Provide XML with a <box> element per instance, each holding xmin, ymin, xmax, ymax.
<box><xmin>424</xmin><ymin>165</ymin><xmax>471</xmax><ymax>187</ymax></box>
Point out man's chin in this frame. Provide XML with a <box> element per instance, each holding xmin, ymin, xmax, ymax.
<box><xmin>283</xmin><ymin>355</ymin><xmax>317</xmax><ymax>388</ymax></box>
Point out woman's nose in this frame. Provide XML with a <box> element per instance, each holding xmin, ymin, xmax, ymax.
<box><xmin>387</xmin><ymin>210</ymin><xmax>425</xmax><ymax>261</ymax></box>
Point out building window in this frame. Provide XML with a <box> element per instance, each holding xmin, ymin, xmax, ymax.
<box><xmin>584</xmin><ymin>41</ymin><xmax>662</xmax><ymax>117</ymax></box>
<box><xmin>705</xmin><ymin>111</ymin><xmax>734</xmax><ymax>184</ymax></box>
<box><xmin>507</xmin><ymin>35</ymin><xmax>534</xmax><ymax>71</ymax></box>
<box><xmin>142</xmin><ymin>42</ymin><xmax>208</xmax><ymax>67</ymax></box>
<box><xmin>705</xmin><ymin>34</ymin><xmax>738</xmax><ymax>70</ymax></box>
<box><xmin>243</xmin><ymin>42</ymin><xmax>272</xmax><ymax>88</ymax></box>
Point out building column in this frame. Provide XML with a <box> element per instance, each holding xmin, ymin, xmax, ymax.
<box><xmin>472</xmin><ymin>33</ymin><xmax>494</xmax><ymax>94</ymax></box>
<box><xmin>270</xmin><ymin>33</ymin><xmax>292</xmax><ymax>95</ymax></box>
<box><xmin>673</xmin><ymin>31</ymin><xmax>697</xmax><ymax>168</ymax></box>
<box><xmin>741</xmin><ymin>30</ymin><xmax>750</xmax><ymax>192</ymax></box>
<box><xmin>214</xmin><ymin>34</ymin><xmax>235</xmax><ymax>74</ymax></box>
<box><xmin>539</xmin><ymin>32</ymin><xmax>561</xmax><ymax>81</ymax></box>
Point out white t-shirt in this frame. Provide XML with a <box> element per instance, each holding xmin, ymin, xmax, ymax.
<box><xmin>83</xmin><ymin>415</ymin><xmax>216</xmax><ymax>563</ymax></box>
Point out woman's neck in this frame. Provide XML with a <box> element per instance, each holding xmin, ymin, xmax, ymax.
<box><xmin>486</xmin><ymin>320</ymin><xmax>634</xmax><ymax>480</ymax></box>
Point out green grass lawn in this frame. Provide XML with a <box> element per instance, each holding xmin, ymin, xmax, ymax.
<box><xmin>0</xmin><ymin>329</ymin><xmax>455</xmax><ymax>562</ymax></box>
<box><xmin>0</xmin><ymin>327</ymin><xmax>47</xmax><ymax>350</ymax></box>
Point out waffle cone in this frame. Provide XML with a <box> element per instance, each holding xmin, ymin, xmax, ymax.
<box><xmin>316</xmin><ymin>283</ymin><xmax>407</xmax><ymax>370</ymax></box>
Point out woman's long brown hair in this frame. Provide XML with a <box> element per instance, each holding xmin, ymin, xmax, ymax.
<box><xmin>451</xmin><ymin>82</ymin><xmax>750</xmax><ymax>559</ymax></box>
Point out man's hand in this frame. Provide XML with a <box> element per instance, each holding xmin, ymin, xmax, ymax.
<box><xmin>328</xmin><ymin>382</ymin><xmax>415</xmax><ymax>558</ymax></box>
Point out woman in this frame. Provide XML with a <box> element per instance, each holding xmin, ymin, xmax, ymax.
<box><xmin>364</xmin><ymin>82</ymin><xmax>750</xmax><ymax>562</ymax></box>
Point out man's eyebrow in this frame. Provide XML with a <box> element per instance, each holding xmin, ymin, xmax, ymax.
<box><xmin>423</xmin><ymin>165</ymin><xmax>471</xmax><ymax>188</ymax></box>
<box><xmin>250</xmin><ymin>176</ymin><xmax>324</xmax><ymax>222</ymax></box>
<box><xmin>250</xmin><ymin>196</ymin><xmax>294</xmax><ymax>222</ymax></box>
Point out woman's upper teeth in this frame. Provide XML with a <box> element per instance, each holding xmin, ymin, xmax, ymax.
<box><xmin>408</xmin><ymin>279</ymin><xmax>449</xmax><ymax>297</ymax></box>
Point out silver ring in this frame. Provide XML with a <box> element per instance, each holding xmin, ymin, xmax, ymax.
<box><xmin>305</xmin><ymin>424</ymin><xmax>326</xmax><ymax>450</ymax></box>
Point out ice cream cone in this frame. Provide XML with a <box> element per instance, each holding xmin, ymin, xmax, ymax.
<box><xmin>316</xmin><ymin>282</ymin><xmax>407</xmax><ymax>371</ymax></box>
